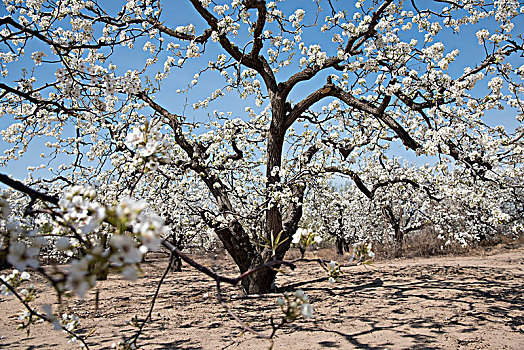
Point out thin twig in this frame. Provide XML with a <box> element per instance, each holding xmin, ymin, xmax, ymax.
<box><xmin>130</xmin><ymin>252</ymin><xmax>175</xmax><ymax>347</ymax></box>
<box><xmin>215</xmin><ymin>278</ymin><xmax>272</xmax><ymax>340</ymax></box>
<box><xmin>0</xmin><ymin>278</ymin><xmax>90</xmax><ymax>349</ymax></box>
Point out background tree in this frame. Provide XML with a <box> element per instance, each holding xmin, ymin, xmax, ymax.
<box><xmin>304</xmin><ymin>156</ymin><xmax>524</xmax><ymax>257</ymax></box>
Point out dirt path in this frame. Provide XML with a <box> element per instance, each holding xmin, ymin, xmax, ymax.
<box><xmin>1</xmin><ymin>248</ymin><xmax>523</xmax><ymax>349</ymax></box>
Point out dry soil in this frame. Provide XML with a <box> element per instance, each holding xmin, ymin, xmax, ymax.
<box><xmin>1</xmin><ymin>247</ymin><xmax>523</xmax><ymax>349</ymax></box>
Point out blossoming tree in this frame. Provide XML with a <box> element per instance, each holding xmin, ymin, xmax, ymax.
<box><xmin>1</xmin><ymin>0</ymin><xmax>523</xmax><ymax>300</ymax></box>
<box><xmin>304</xmin><ymin>157</ymin><xmax>524</xmax><ymax>257</ymax></box>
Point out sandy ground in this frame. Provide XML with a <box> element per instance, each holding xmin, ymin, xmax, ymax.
<box><xmin>1</xmin><ymin>247</ymin><xmax>523</xmax><ymax>350</ymax></box>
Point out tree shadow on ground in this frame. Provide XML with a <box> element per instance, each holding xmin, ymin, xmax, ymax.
<box><xmin>272</xmin><ymin>262</ymin><xmax>524</xmax><ymax>349</ymax></box>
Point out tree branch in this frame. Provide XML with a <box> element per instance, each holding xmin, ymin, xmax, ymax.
<box><xmin>330</xmin><ymin>86</ymin><xmax>421</xmax><ymax>150</ymax></box>
<box><xmin>0</xmin><ymin>173</ymin><xmax>59</xmax><ymax>206</ymax></box>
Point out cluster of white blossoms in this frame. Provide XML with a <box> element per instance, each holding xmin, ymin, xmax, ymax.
<box><xmin>476</xmin><ymin>29</ymin><xmax>490</xmax><ymax>44</ymax></box>
<box><xmin>289</xmin><ymin>8</ymin><xmax>306</xmax><ymax>28</ymax></box>
<box><xmin>0</xmin><ymin>269</ymin><xmax>32</xmax><ymax>297</ymax></box>
<box><xmin>122</xmin><ymin>70</ymin><xmax>142</xmax><ymax>94</ymax></box>
<box><xmin>2</xmin><ymin>185</ymin><xmax>169</xmax><ymax>298</ymax></box>
<box><xmin>300</xmin><ymin>44</ymin><xmax>328</xmax><ymax>67</ymax></box>
<box><xmin>41</xmin><ymin>304</ymin><xmax>79</xmax><ymax>331</ymax></box>
<box><xmin>64</xmin><ymin>256</ymin><xmax>96</xmax><ymax>298</ymax></box>
<box><xmin>30</xmin><ymin>51</ymin><xmax>46</xmax><ymax>65</ymax></box>
<box><xmin>276</xmin><ymin>289</ymin><xmax>313</xmax><ymax>321</ymax></box>
<box><xmin>20</xmin><ymin>304</ymin><xmax>81</xmax><ymax>343</ymax></box>
<box><xmin>125</xmin><ymin>122</ymin><xmax>169</xmax><ymax>158</ymax></box>
<box><xmin>0</xmin><ymin>191</ymin><xmax>12</xmax><ymax>221</ymax></box>
<box><xmin>7</xmin><ymin>240</ymin><xmax>40</xmax><ymax>271</ymax></box>
<box><xmin>3</xmin><ymin>194</ymin><xmax>47</xmax><ymax>271</ymax></box>
<box><xmin>350</xmin><ymin>242</ymin><xmax>375</xmax><ymax>263</ymax></box>
<box><xmin>292</xmin><ymin>228</ymin><xmax>322</xmax><ymax>245</ymax></box>
<box><xmin>292</xmin><ymin>228</ymin><xmax>323</xmax><ymax>258</ymax></box>
<box><xmin>59</xmin><ymin>185</ymin><xmax>107</xmax><ymax>235</ymax></box>
<box><xmin>326</xmin><ymin>260</ymin><xmax>341</xmax><ymax>284</ymax></box>
<box><xmin>124</xmin><ymin>122</ymin><xmax>171</xmax><ymax>171</ymax></box>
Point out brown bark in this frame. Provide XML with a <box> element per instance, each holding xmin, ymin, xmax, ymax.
<box><xmin>241</xmin><ymin>262</ymin><xmax>277</xmax><ymax>294</ymax></box>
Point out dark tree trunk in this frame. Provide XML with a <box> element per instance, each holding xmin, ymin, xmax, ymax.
<box><xmin>0</xmin><ymin>234</ymin><xmax>10</xmax><ymax>269</ymax></box>
<box><xmin>299</xmin><ymin>246</ymin><xmax>306</xmax><ymax>258</ymax></box>
<box><xmin>96</xmin><ymin>233</ymin><xmax>109</xmax><ymax>280</ymax></box>
<box><xmin>383</xmin><ymin>205</ymin><xmax>404</xmax><ymax>257</ymax></box>
<box><xmin>238</xmin><ymin>106</ymin><xmax>288</xmax><ymax>294</ymax></box>
<box><xmin>265</xmin><ymin>126</ymin><xmax>285</xmax><ymax>241</ymax></box>
<box><xmin>336</xmin><ymin>237</ymin><xmax>345</xmax><ymax>255</ymax></box>
<box><xmin>168</xmin><ymin>229</ymin><xmax>184</xmax><ymax>272</ymax></box>
<box><xmin>335</xmin><ymin>237</ymin><xmax>352</xmax><ymax>255</ymax></box>
<box><xmin>171</xmin><ymin>253</ymin><xmax>182</xmax><ymax>272</ymax></box>
<box><xmin>0</xmin><ymin>246</ymin><xmax>9</xmax><ymax>270</ymax></box>
<box><xmin>241</xmin><ymin>268</ymin><xmax>277</xmax><ymax>294</ymax></box>
<box><xmin>95</xmin><ymin>261</ymin><xmax>109</xmax><ymax>280</ymax></box>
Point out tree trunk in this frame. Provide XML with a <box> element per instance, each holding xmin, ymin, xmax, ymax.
<box><xmin>238</xmin><ymin>112</ymin><xmax>286</xmax><ymax>294</ymax></box>
<box><xmin>394</xmin><ymin>230</ymin><xmax>404</xmax><ymax>257</ymax></box>
<box><xmin>0</xmin><ymin>234</ymin><xmax>9</xmax><ymax>269</ymax></box>
<box><xmin>171</xmin><ymin>254</ymin><xmax>182</xmax><ymax>272</ymax></box>
<box><xmin>336</xmin><ymin>237</ymin><xmax>344</xmax><ymax>255</ymax></box>
<box><xmin>169</xmin><ymin>230</ymin><xmax>183</xmax><ymax>272</ymax></box>
<box><xmin>0</xmin><ymin>246</ymin><xmax>9</xmax><ymax>270</ymax></box>
<box><xmin>241</xmin><ymin>267</ymin><xmax>277</xmax><ymax>294</ymax></box>
<box><xmin>212</xmin><ymin>95</ymin><xmax>296</xmax><ymax>295</ymax></box>
<box><xmin>95</xmin><ymin>262</ymin><xmax>109</xmax><ymax>280</ymax></box>
<box><xmin>96</xmin><ymin>234</ymin><xmax>109</xmax><ymax>280</ymax></box>
<box><xmin>299</xmin><ymin>246</ymin><xmax>306</xmax><ymax>258</ymax></box>
<box><xmin>265</xmin><ymin>127</ymin><xmax>285</xmax><ymax>241</ymax></box>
